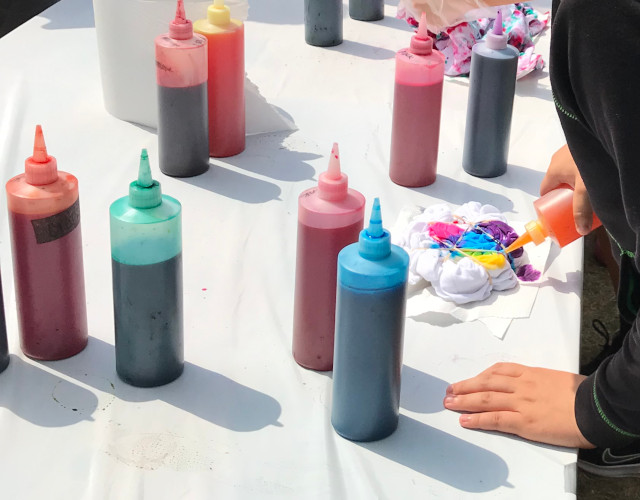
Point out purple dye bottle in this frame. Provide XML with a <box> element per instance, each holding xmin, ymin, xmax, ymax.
<box><xmin>155</xmin><ymin>0</ymin><xmax>209</xmax><ymax>178</ymax></box>
<box><xmin>462</xmin><ymin>10</ymin><xmax>519</xmax><ymax>178</ymax></box>
<box><xmin>331</xmin><ymin>199</ymin><xmax>409</xmax><ymax>442</ymax></box>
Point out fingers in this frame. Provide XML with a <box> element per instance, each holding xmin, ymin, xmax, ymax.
<box><xmin>540</xmin><ymin>144</ymin><xmax>578</xmax><ymax>195</ymax></box>
<box><xmin>447</xmin><ymin>363</ymin><xmax>524</xmax><ymax>396</ymax></box>
<box><xmin>572</xmin><ymin>177</ymin><xmax>594</xmax><ymax>235</ymax></box>
<box><xmin>444</xmin><ymin>391</ymin><xmax>517</xmax><ymax>412</ymax></box>
<box><xmin>459</xmin><ymin>411</ymin><xmax>522</xmax><ymax>435</ymax></box>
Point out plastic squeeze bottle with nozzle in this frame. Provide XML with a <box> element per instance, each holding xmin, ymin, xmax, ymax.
<box><xmin>194</xmin><ymin>0</ymin><xmax>245</xmax><ymax>158</ymax></box>
<box><xmin>331</xmin><ymin>198</ymin><xmax>409</xmax><ymax>442</ymax></box>
<box><xmin>505</xmin><ymin>186</ymin><xmax>602</xmax><ymax>254</ymax></box>
<box><xmin>6</xmin><ymin>125</ymin><xmax>88</xmax><ymax>361</ymax></box>
<box><xmin>462</xmin><ymin>10</ymin><xmax>519</xmax><ymax>178</ymax></box>
<box><xmin>110</xmin><ymin>149</ymin><xmax>184</xmax><ymax>387</ymax></box>
<box><xmin>292</xmin><ymin>143</ymin><xmax>365</xmax><ymax>372</ymax></box>
<box><xmin>389</xmin><ymin>12</ymin><xmax>445</xmax><ymax>187</ymax></box>
<box><xmin>155</xmin><ymin>0</ymin><xmax>209</xmax><ymax>177</ymax></box>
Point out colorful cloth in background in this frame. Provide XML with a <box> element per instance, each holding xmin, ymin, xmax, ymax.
<box><xmin>397</xmin><ymin>3</ymin><xmax>549</xmax><ymax>79</ymax></box>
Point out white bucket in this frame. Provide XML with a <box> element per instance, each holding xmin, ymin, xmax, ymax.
<box><xmin>92</xmin><ymin>0</ymin><xmax>249</xmax><ymax>129</ymax></box>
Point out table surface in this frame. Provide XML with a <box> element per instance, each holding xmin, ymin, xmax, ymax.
<box><xmin>0</xmin><ymin>1</ymin><xmax>581</xmax><ymax>498</ymax></box>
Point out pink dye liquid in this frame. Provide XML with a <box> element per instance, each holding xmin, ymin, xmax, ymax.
<box><xmin>389</xmin><ymin>81</ymin><xmax>443</xmax><ymax>187</ymax></box>
<box><xmin>9</xmin><ymin>209</ymin><xmax>88</xmax><ymax>360</ymax></box>
<box><xmin>292</xmin><ymin>219</ymin><xmax>362</xmax><ymax>371</ymax></box>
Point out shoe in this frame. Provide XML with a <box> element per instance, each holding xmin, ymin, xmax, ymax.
<box><xmin>578</xmin><ymin>441</ymin><xmax>640</xmax><ymax>478</ymax></box>
<box><xmin>579</xmin><ymin>319</ymin><xmax>625</xmax><ymax>376</ymax></box>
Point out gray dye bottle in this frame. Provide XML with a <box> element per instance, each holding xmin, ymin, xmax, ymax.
<box><xmin>331</xmin><ymin>199</ymin><xmax>409</xmax><ymax>442</ymax></box>
<box><xmin>304</xmin><ymin>0</ymin><xmax>342</xmax><ymax>47</ymax></box>
<box><xmin>462</xmin><ymin>10</ymin><xmax>518</xmax><ymax>178</ymax></box>
<box><xmin>349</xmin><ymin>0</ymin><xmax>383</xmax><ymax>22</ymax></box>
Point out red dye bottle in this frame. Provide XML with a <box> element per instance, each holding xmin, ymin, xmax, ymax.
<box><xmin>389</xmin><ymin>12</ymin><xmax>445</xmax><ymax>187</ymax></box>
<box><xmin>194</xmin><ymin>0</ymin><xmax>245</xmax><ymax>158</ymax></box>
<box><xmin>292</xmin><ymin>143</ymin><xmax>365</xmax><ymax>371</ymax></box>
<box><xmin>6</xmin><ymin>125</ymin><xmax>88</xmax><ymax>360</ymax></box>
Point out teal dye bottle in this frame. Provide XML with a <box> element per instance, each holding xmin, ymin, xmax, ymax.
<box><xmin>109</xmin><ymin>149</ymin><xmax>183</xmax><ymax>387</ymax></box>
<box><xmin>331</xmin><ymin>198</ymin><xmax>409</xmax><ymax>441</ymax></box>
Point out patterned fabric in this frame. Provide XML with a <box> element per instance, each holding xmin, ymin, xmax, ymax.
<box><xmin>397</xmin><ymin>3</ymin><xmax>549</xmax><ymax>79</ymax></box>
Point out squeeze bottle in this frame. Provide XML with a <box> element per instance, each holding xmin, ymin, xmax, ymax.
<box><xmin>292</xmin><ymin>144</ymin><xmax>365</xmax><ymax>371</ymax></box>
<box><xmin>304</xmin><ymin>0</ymin><xmax>342</xmax><ymax>47</ymax></box>
<box><xmin>6</xmin><ymin>125</ymin><xmax>88</xmax><ymax>361</ymax></box>
<box><xmin>505</xmin><ymin>186</ymin><xmax>602</xmax><ymax>254</ymax></box>
<box><xmin>156</xmin><ymin>0</ymin><xmax>209</xmax><ymax>177</ymax></box>
<box><xmin>110</xmin><ymin>149</ymin><xmax>184</xmax><ymax>387</ymax></box>
<box><xmin>194</xmin><ymin>0</ymin><xmax>245</xmax><ymax>158</ymax></box>
<box><xmin>331</xmin><ymin>198</ymin><xmax>409</xmax><ymax>442</ymax></box>
<box><xmin>349</xmin><ymin>0</ymin><xmax>384</xmax><ymax>22</ymax></box>
<box><xmin>389</xmin><ymin>12</ymin><xmax>445</xmax><ymax>187</ymax></box>
<box><xmin>462</xmin><ymin>10</ymin><xmax>519</xmax><ymax>178</ymax></box>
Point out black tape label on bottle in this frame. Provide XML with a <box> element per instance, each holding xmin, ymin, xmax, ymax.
<box><xmin>31</xmin><ymin>198</ymin><xmax>81</xmax><ymax>244</ymax></box>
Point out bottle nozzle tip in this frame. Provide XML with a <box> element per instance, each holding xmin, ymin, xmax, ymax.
<box><xmin>327</xmin><ymin>142</ymin><xmax>341</xmax><ymax>180</ymax></box>
<box><xmin>138</xmin><ymin>148</ymin><xmax>153</xmax><ymax>188</ymax></box>
<box><xmin>493</xmin><ymin>9</ymin><xmax>503</xmax><ymax>36</ymax></box>
<box><xmin>417</xmin><ymin>11</ymin><xmax>429</xmax><ymax>38</ymax></box>
<box><xmin>32</xmin><ymin>124</ymin><xmax>48</xmax><ymax>162</ymax></box>
<box><xmin>368</xmin><ymin>198</ymin><xmax>384</xmax><ymax>238</ymax></box>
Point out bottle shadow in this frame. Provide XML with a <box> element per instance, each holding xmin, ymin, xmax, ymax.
<box><xmin>326</xmin><ymin>40</ymin><xmax>396</xmax><ymax>60</ymax></box>
<box><xmin>357</xmin><ymin>414</ymin><xmax>512</xmax><ymax>492</ymax></box>
<box><xmin>38</xmin><ymin>336</ymin><xmax>283</xmax><ymax>432</ymax></box>
<box><xmin>400</xmin><ymin>365</ymin><xmax>449</xmax><ymax>414</ymax></box>
<box><xmin>180</xmin><ymin>161</ymin><xmax>283</xmax><ymax>204</ymax></box>
<box><xmin>0</xmin><ymin>355</ymin><xmax>98</xmax><ymax>427</ymax></box>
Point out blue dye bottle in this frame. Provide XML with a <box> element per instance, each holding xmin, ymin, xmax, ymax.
<box><xmin>331</xmin><ymin>198</ymin><xmax>409</xmax><ymax>442</ymax></box>
<box><xmin>109</xmin><ymin>149</ymin><xmax>184</xmax><ymax>387</ymax></box>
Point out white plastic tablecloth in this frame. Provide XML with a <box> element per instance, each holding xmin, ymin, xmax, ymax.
<box><xmin>0</xmin><ymin>1</ymin><xmax>581</xmax><ymax>498</ymax></box>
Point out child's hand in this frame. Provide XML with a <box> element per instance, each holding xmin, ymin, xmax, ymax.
<box><xmin>540</xmin><ymin>144</ymin><xmax>594</xmax><ymax>235</ymax></box>
<box><xmin>443</xmin><ymin>362</ymin><xmax>595</xmax><ymax>449</ymax></box>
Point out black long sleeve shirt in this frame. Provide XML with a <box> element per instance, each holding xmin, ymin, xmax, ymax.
<box><xmin>551</xmin><ymin>0</ymin><xmax>640</xmax><ymax>447</ymax></box>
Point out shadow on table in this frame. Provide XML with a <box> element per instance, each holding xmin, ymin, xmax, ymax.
<box><xmin>222</xmin><ymin>132</ymin><xmax>318</xmax><ymax>182</ymax></box>
<box><xmin>369</xmin><ymin>14</ymin><xmax>411</xmax><ymax>31</ymax></box>
<box><xmin>400</xmin><ymin>365</ymin><xmax>449</xmax><ymax>414</ymax></box>
<box><xmin>40</xmin><ymin>0</ymin><xmax>94</xmax><ymax>30</ymax></box>
<box><xmin>0</xmin><ymin>355</ymin><xmax>98</xmax><ymax>426</ymax></box>
<box><xmin>469</xmin><ymin>163</ymin><xmax>545</xmax><ymax>198</ymax></box>
<box><xmin>515</xmin><ymin>68</ymin><xmax>552</xmax><ymax>102</ymax></box>
<box><xmin>359</xmin><ymin>415</ymin><xmax>512</xmax><ymax>492</ymax></box>
<box><xmin>248</xmin><ymin>0</ymin><xmax>303</xmax><ymax>25</ymax></box>
<box><xmin>181</xmin><ymin>161</ymin><xmax>283</xmax><ymax>204</ymax></box>
<box><xmin>411</xmin><ymin>175</ymin><xmax>516</xmax><ymax>213</ymax></box>
<box><xmin>327</xmin><ymin>40</ymin><xmax>395</xmax><ymax>60</ymax></box>
<box><xmin>38</xmin><ymin>336</ymin><xmax>283</xmax><ymax>432</ymax></box>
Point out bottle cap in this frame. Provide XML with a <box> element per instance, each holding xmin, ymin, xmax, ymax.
<box><xmin>485</xmin><ymin>10</ymin><xmax>507</xmax><ymax>50</ymax></box>
<box><xmin>358</xmin><ymin>198</ymin><xmax>392</xmax><ymax>260</ymax></box>
<box><xmin>208</xmin><ymin>0</ymin><xmax>231</xmax><ymax>25</ymax></box>
<box><xmin>317</xmin><ymin>143</ymin><xmax>349</xmax><ymax>201</ymax></box>
<box><xmin>410</xmin><ymin>12</ymin><xmax>433</xmax><ymax>55</ymax></box>
<box><xmin>25</xmin><ymin>125</ymin><xmax>58</xmax><ymax>185</ymax></box>
<box><xmin>169</xmin><ymin>0</ymin><xmax>193</xmax><ymax>40</ymax></box>
<box><xmin>129</xmin><ymin>149</ymin><xmax>162</xmax><ymax>209</ymax></box>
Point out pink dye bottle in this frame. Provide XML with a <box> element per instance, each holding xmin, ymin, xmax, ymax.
<box><xmin>389</xmin><ymin>12</ymin><xmax>445</xmax><ymax>187</ymax></box>
<box><xmin>194</xmin><ymin>0</ymin><xmax>245</xmax><ymax>158</ymax></box>
<box><xmin>6</xmin><ymin>126</ymin><xmax>88</xmax><ymax>360</ymax></box>
<box><xmin>292</xmin><ymin>143</ymin><xmax>365</xmax><ymax>371</ymax></box>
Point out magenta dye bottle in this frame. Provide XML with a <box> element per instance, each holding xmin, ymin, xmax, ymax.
<box><xmin>156</xmin><ymin>0</ymin><xmax>209</xmax><ymax>177</ymax></box>
<box><xmin>6</xmin><ymin>125</ymin><xmax>88</xmax><ymax>360</ymax></box>
<box><xmin>389</xmin><ymin>12</ymin><xmax>445</xmax><ymax>187</ymax></box>
<box><xmin>292</xmin><ymin>143</ymin><xmax>365</xmax><ymax>371</ymax></box>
